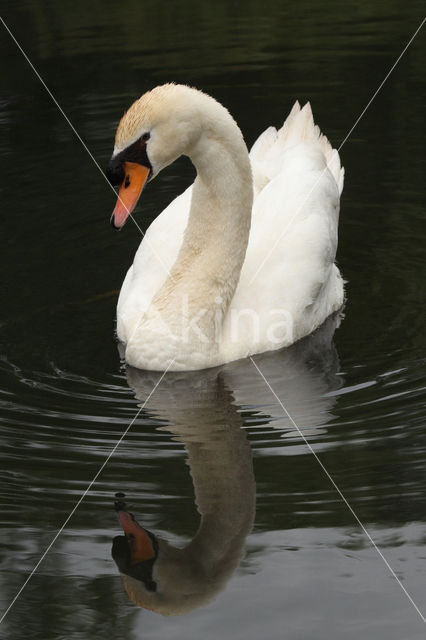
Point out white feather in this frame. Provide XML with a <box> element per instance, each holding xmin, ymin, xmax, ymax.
<box><xmin>115</xmin><ymin>86</ymin><xmax>344</xmax><ymax>371</ymax></box>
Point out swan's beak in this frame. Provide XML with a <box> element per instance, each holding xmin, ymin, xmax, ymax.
<box><xmin>111</xmin><ymin>162</ymin><xmax>150</xmax><ymax>230</ymax></box>
<box><xmin>117</xmin><ymin>509</ymin><xmax>156</xmax><ymax>563</ymax></box>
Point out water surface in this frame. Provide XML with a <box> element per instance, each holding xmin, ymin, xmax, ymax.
<box><xmin>1</xmin><ymin>2</ymin><xmax>426</xmax><ymax>639</ymax></box>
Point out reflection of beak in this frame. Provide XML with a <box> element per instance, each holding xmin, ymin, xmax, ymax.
<box><xmin>110</xmin><ymin>162</ymin><xmax>150</xmax><ymax>230</ymax></box>
<box><xmin>117</xmin><ymin>509</ymin><xmax>156</xmax><ymax>563</ymax></box>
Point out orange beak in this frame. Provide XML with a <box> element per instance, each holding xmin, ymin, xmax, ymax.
<box><xmin>111</xmin><ymin>162</ymin><xmax>150</xmax><ymax>230</ymax></box>
<box><xmin>118</xmin><ymin>510</ymin><xmax>156</xmax><ymax>563</ymax></box>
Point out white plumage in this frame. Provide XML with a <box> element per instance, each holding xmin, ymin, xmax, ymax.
<box><xmin>112</xmin><ymin>85</ymin><xmax>344</xmax><ymax>371</ymax></box>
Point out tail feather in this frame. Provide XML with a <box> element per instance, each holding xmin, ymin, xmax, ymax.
<box><xmin>250</xmin><ymin>101</ymin><xmax>345</xmax><ymax>196</ymax></box>
<box><xmin>249</xmin><ymin>126</ymin><xmax>277</xmax><ymax>164</ymax></box>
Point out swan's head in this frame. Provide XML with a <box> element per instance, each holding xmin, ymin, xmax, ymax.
<box><xmin>112</xmin><ymin>508</ymin><xmax>159</xmax><ymax>593</ymax></box>
<box><xmin>112</xmin><ymin>504</ymin><xmax>241</xmax><ymax>616</ymax></box>
<box><xmin>105</xmin><ymin>83</ymin><xmax>235</xmax><ymax>230</ymax></box>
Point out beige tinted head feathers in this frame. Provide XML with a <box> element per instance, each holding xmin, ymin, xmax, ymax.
<box><xmin>113</xmin><ymin>83</ymin><xmax>234</xmax><ymax>154</ymax></box>
<box><xmin>105</xmin><ymin>83</ymin><xmax>246</xmax><ymax>230</ymax></box>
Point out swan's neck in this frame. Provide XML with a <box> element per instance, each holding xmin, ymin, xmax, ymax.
<box><xmin>152</xmin><ymin>121</ymin><xmax>253</xmax><ymax>349</ymax></box>
<box><xmin>184</xmin><ymin>416</ymin><xmax>255</xmax><ymax>573</ymax></box>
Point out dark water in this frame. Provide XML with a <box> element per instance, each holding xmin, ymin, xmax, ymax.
<box><xmin>1</xmin><ymin>1</ymin><xmax>426</xmax><ymax>638</ymax></box>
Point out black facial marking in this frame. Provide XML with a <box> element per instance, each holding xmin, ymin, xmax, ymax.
<box><xmin>112</xmin><ymin>530</ymin><xmax>159</xmax><ymax>592</ymax></box>
<box><xmin>105</xmin><ymin>155</ymin><xmax>124</xmax><ymax>186</ymax></box>
<box><xmin>105</xmin><ymin>134</ymin><xmax>152</xmax><ymax>186</ymax></box>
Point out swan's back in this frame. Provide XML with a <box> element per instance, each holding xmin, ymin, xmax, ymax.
<box><xmin>221</xmin><ymin>102</ymin><xmax>345</xmax><ymax>361</ymax></box>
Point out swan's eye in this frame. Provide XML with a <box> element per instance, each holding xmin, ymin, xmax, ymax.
<box><xmin>142</xmin><ymin>132</ymin><xmax>150</xmax><ymax>141</ymax></box>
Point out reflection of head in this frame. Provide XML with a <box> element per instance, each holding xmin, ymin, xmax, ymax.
<box><xmin>112</xmin><ymin>371</ymin><xmax>256</xmax><ymax>616</ymax></box>
<box><xmin>114</xmin><ymin>532</ymin><xmax>249</xmax><ymax>616</ymax></box>
<box><xmin>112</xmin><ymin>505</ymin><xmax>158</xmax><ymax>592</ymax></box>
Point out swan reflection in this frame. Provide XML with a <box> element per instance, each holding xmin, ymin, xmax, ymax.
<box><xmin>112</xmin><ymin>369</ymin><xmax>255</xmax><ymax>615</ymax></box>
<box><xmin>112</xmin><ymin>314</ymin><xmax>342</xmax><ymax>615</ymax></box>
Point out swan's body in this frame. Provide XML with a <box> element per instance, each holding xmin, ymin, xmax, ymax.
<box><xmin>107</xmin><ymin>84</ymin><xmax>344</xmax><ymax>371</ymax></box>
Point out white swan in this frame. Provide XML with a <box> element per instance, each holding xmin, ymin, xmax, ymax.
<box><xmin>106</xmin><ymin>84</ymin><xmax>344</xmax><ymax>371</ymax></box>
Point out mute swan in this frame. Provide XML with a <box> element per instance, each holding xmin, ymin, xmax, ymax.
<box><xmin>106</xmin><ymin>84</ymin><xmax>344</xmax><ymax>371</ymax></box>
<box><xmin>112</xmin><ymin>371</ymin><xmax>255</xmax><ymax>615</ymax></box>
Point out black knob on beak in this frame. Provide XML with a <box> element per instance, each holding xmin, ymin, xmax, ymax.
<box><xmin>105</xmin><ymin>156</ymin><xmax>124</xmax><ymax>186</ymax></box>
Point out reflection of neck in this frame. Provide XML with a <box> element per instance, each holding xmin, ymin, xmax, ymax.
<box><xmin>152</xmin><ymin>124</ymin><xmax>253</xmax><ymax>346</ymax></box>
<box><xmin>179</xmin><ymin>377</ymin><xmax>255</xmax><ymax>573</ymax></box>
<box><xmin>124</xmin><ymin>368</ymin><xmax>256</xmax><ymax>614</ymax></box>
<box><xmin>155</xmin><ymin>375</ymin><xmax>254</xmax><ymax>573</ymax></box>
